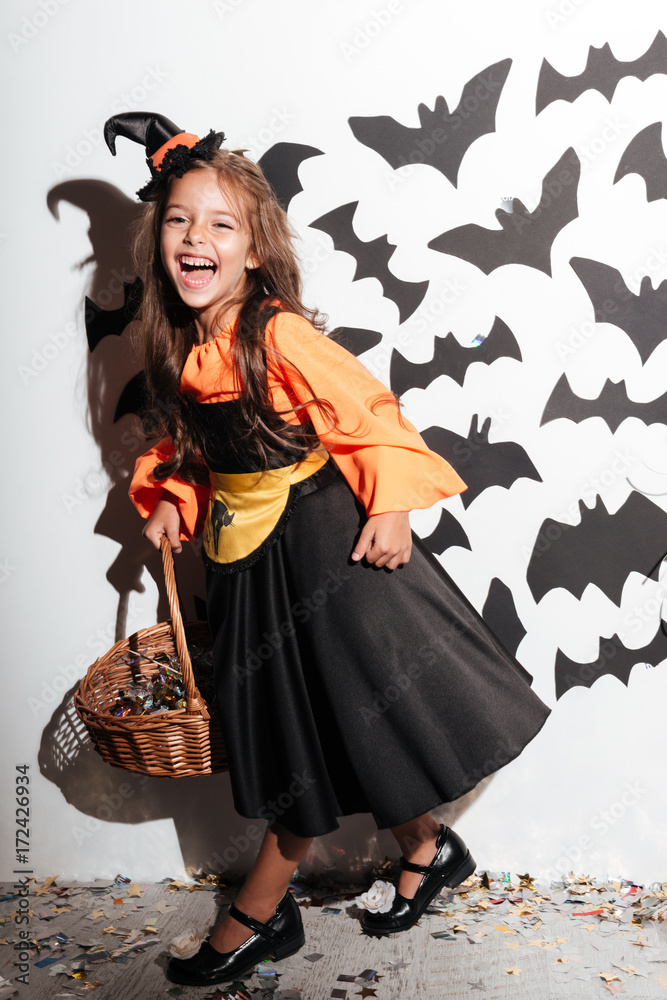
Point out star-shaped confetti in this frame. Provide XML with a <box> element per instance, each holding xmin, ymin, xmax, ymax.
<box><xmin>125</xmin><ymin>884</ymin><xmax>144</xmax><ymax>897</ymax></box>
<box><xmin>504</xmin><ymin>965</ymin><xmax>523</xmax><ymax>975</ymax></box>
<box><xmin>355</xmin><ymin>989</ymin><xmax>377</xmax><ymax>998</ymax></box>
<box><xmin>517</xmin><ymin>873</ymin><xmax>535</xmax><ymax>889</ymax></box>
<box><xmin>35</xmin><ymin>878</ymin><xmax>58</xmax><ymax>897</ymax></box>
<box><xmin>467</xmin><ymin>979</ymin><xmax>486</xmax><ymax>990</ymax></box>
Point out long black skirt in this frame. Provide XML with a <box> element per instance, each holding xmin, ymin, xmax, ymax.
<box><xmin>205</xmin><ymin>464</ymin><xmax>551</xmax><ymax>838</ymax></box>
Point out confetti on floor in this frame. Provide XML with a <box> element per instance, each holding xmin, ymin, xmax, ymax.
<box><xmin>1</xmin><ymin>869</ymin><xmax>666</xmax><ymax>998</ymax></box>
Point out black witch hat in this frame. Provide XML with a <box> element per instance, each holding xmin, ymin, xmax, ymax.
<box><xmin>104</xmin><ymin>112</ymin><xmax>225</xmax><ymax>201</ymax></box>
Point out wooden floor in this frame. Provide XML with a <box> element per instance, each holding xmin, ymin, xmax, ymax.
<box><xmin>1</xmin><ymin>870</ymin><xmax>666</xmax><ymax>999</ymax></box>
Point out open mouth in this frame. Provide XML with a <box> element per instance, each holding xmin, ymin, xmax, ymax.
<box><xmin>178</xmin><ymin>254</ymin><xmax>217</xmax><ymax>288</ymax></box>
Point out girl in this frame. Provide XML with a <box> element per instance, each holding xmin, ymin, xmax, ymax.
<box><xmin>104</xmin><ymin>112</ymin><xmax>551</xmax><ymax>988</ymax></box>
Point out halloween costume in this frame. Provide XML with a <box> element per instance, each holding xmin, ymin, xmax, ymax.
<box><xmin>130</xmin><ymin>309</ymin><xmax>552</xmax><ymax>837</ymax></box>
<box><xmin>112</xmin><ymin>110</ymin><xmax>551</xmax><ymax>838</ymax></box>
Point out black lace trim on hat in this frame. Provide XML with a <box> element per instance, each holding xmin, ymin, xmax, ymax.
<box><xmin>136</xmin><ymin>130</ymin><xmax>226</xmax><ymax>201</ymax></box>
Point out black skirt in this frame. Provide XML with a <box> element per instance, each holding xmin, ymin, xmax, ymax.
<box><xmin>205</xmin><ymin>461</ymin><xmax>551</xmax><ymax>838</ymax></box>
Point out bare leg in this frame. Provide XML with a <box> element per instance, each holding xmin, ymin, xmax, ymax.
<box><xmin>390</xmin><ymin>811</ymin><xmax>442</xmax><ymax>899</ymax></box>
<box><xmin>208</xmin><ymin>823</ymin><xmax>313</xmax><ymax>954</ymax></box>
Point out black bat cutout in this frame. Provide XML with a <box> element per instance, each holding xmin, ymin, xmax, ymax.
<box><xmin>257</xmin><ymin>142</ymin><xmax>324</xmax><ymax>208</ymax></box>
<box><xmin>331</xmin><ymin>327</ymin><xmax>383</xmax><ymax>357</ymax></box>
<box><xmin>569</xmin><ymin>256</ymin><xmax>667</xmax><ymax>364</ymax></box>
<box><xmin>114</xmin><ymin>370</ymin><xmax>148</xmax><ymax>423</ymax></box>
<box><xmin>555</xmin><ymin>626</ymin><xmax>667</xmax><ymax>700</ymax></box>
<box><xmin>420</xmin><ymin>508</ymin><xmax>471</xmax><ymax>556</ymax></box>
<box><xmin>390</xmin><ymin>316</ymin><xmax>521</xmax><ymax>396</ymax></box>
<box><xmin>309</xmin><ymin>201</ymin><xmax>429</xmax><ymax>323</ymax></box>
<box><xmin>614</xmin><ymin>122</ymin><xmax>667</xmax><ymax>202</ymax></box>
<box><xmin>536</xmin><ymin>30</ymin><xmax>667</xmax><ymax>114</ymax></box>
<box><xmin>428</xmin><ymin>148</ymin><xmax>580</xmax><ymax>276</ymax></box>
<box><xmin>348</xmin><ymin>58</ymin><xmax>512</xmax><ymax>187</ymax></box>
<box><xmin>527</xmin><ymin>492</ymin><xmax>667</xmax><ymax>606</ymax></box>
<box><xmin>421</xmin><ymin>415</ymin><xmax>542</xmax><ymax>510</ymax></box>
<box><xmin>541</xmin><ymin>374</ymin><xmax>667</xmax><ymax>433</ymax></box>
<box><xmin>85</xmin><ymin>277</ymin><xmax>143</xmax><ymax>352</ymax></box>
<box><xmin>481</xmin><ymin>578</ymin><xmax>528</xmax><ymax>661</ymax></box>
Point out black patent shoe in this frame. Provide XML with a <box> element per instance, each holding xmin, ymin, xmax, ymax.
<box><xmin>361</xmin><ymin>824</ymin><xmax>476</xmax><ymax>935</ymax></box>
<box><xmin>166</xmin><ymin>889</ymin><xmax>305</xmax><ymax>986</ymax></box>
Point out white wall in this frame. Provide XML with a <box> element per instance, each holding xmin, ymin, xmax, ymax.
<box><xmin>2</xmin><ymin>0</ymin><xmax>666</xmax><ymax>883</ymax></box>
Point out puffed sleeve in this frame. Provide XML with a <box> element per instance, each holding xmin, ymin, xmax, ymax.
<box><xmin>129</xmin><ymin>437</ymin><xmax>210</xmax><ymax>540</ymax></box>
<box><xmin>266</xmin><ymin>312</ymin><xmax>467</xmax><ymax>515</ymax></box>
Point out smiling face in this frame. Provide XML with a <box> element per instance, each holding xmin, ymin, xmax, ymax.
<box><xmin>160</xmin><ymin>167</ymin><xmax>259</xmax><ymax>341</ymax></box>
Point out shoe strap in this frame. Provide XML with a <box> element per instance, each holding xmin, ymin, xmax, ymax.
<box><xmin>228</xmin><ymin>902</ymin><xmax>281</xmax><ymax>941</ymax></box>
<box><xmin>399</xmin><ymin>856</ymin><xmax>433</xmax><ymax>875</ymax></box>
<box><xmin>399</xmin><ymin>826</ymin><xmax>446</xmax><ymax>876</ymax></box>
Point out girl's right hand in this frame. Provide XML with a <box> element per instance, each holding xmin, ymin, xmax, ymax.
<box><xmin>143</xmin><ymin>491</ymin><xmax>183</xmax><ymax>553</ymax></box>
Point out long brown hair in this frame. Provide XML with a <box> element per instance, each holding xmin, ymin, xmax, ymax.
<box><xmin>130</xmin><ymin>149</ymin><xmax>340</xmax><ymax>482</ymax></box>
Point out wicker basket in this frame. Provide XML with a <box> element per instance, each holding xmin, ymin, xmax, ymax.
<box><xmin>75</xmin><ymin>538</ymin><xmax>228</xmax><ymax>777</ymax></box>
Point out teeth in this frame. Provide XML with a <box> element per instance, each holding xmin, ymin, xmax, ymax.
<box><xmin>180</xmin><ymin>255</ymin><xmax>216</xmax><ymax>269</ymax></box>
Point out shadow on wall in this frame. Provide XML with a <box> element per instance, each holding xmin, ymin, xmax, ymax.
<box><xmin>38</xmin><ymin>684</ymin><xmax>491</xmax><ymax>879</ymax></box>
<box><xmin>47</xmin><ymin>178</ymin><xmax>207</xmax><ymax>638</ymax></box>
<box><xmin>42</xmin><ymin>176</ymin><xmax>492</xmax><ymax>879</ymax></box>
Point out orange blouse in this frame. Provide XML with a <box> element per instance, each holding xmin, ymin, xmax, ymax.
<box><xmin>129</xmin><ymin>311</ymin><xmax>467</xmax><ymax>539</ymax></box>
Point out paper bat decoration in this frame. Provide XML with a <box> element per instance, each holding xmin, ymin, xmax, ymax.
<box><xmin>536</xmin><ymin>30</ymin><xmax>667</xmax><ymax>114</ymax></box>
<box><xmin>331</xmin><ymin>327</ymin><xmax>383</xmax><ymax>357</ymax></box>
<box><xmin>526</xmin><ymin>492</ymin><xmax>667</xmax><ymax>606</ymax></box>
<box><xmin>348</xmin><ymin>58</ymin><xmax>512</xmax><ymax>187</ymax></box>
<box><xmin>85</xmin><ymin>277</ymin><xmax>143</xmax><ymax>352</ymax></box>
<box><xmin>554</xmin><ymin>626</ymin><xmax>667</xmax><ymax>700</ymax></box>
<box><xmin>309</xmin><ymin>201</ymin><xmax>429</xmax><ymax>323</ymax></box>
<box><xmin>420</xmin><ymin>508</ymin><xmax>471</xmax><ymax>556</ymax></box>
<box><xmin>569</xmin><ymin>256</ymin><xmax>667</xmax><ymax>364</ymax></box>
<box><xmin>541</xmin><ymin>374</ymin><xmax>667</xmax><ymax>433</ymax></box>
<box><xmin>428</xmin><ymin>148</ymin><xmax>580</xmax><ymax>276</ymax></box>
<box><xmin>421</xmin><ymin>415</ymin><xmax>542</xmax><ymax>509</ymax></box>
<box><xmin>390</xmin><ymin>316</ymin><xmax>521</xmax><ymax>396</ymax></box>
<box><xmin>481</xmin><ymin>578</ymin><xmax>528</xmax><ymax>661</ymax></box>
<box><xmin>614</xmin><ymin>121</ymin><xmax>667</xmax><ymax>202</ymax></box>
<box><xmin>257</xmin><ymin>142</ymin><xmax>324</xmax><ymax>208</ymax></box>
<box><xmin>114</xmin><ymin>370</ymin><xmax>147</xmax><ymax>423</ymax></box>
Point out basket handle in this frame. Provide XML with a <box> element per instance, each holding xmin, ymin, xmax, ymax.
<box><xmin>160</xmin><ymin>536</ymin><xmax>210</xmax><ymax>720</ymax></box>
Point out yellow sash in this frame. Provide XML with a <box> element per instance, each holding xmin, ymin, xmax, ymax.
<box><xmin>203</xmin><ymin>449</ymin><xmax>330</xmax><ymax>566</ymax></box>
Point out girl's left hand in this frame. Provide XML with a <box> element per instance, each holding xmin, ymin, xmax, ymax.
<box><xmin>351</xmin><ymin>511</ymin><xmax>412</xmax><ymax>569</ymax></box>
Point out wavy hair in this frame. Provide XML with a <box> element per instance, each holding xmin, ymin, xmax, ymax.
<box><xmin>130</xmin><ymin>149</ymin><xmax>341</xmax><ymax>482</ymax></box>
